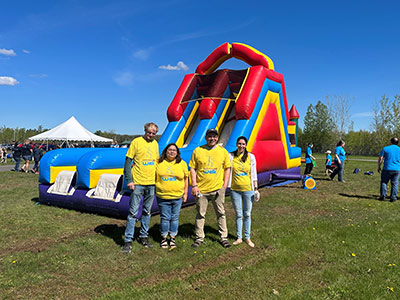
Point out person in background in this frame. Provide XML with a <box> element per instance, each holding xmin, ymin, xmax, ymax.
<box><xmin>325</xmin><ymin>150</ymin><xmax>333</xmax><ymax>175</ymax></box>
<box><xmin>155</xmin><ymin>143</ymin><xmax>189</xmax><ymax>249</ymax></box>
<box><xmin>378</xmin><ymin>137</ymin><xmax>400</xmax><ymax>202</ymax></box>
<box><xmin>190</xmin><ymin>128</ymin><xmax>232</xmax><ymax>249</ymax></box>
<box><xmin>304</xmin><ymin>143</ymin><xmax>316</xmax><ymax>176</ymax></box>
<box><xmin>32</xmin><ymin>144</ymin><xmax>44</xmax><ymax>174</ymax></box>
<box><xmin>111</xmin><ymin>140</ymin><xmax>120</xmax><ymax>148</ymax></box>
<box><xmin>330</xmin><ymin>140</ymin><xmax>346</xmax><ymax>182</ymax></box>
<box><xmin>21</xmin><ymin>139</ymin><xmax>33</xmax><ymax>173</ymax></box>
<box><xmin>1</xmin><ymin>147</ymin><xmax>7</xmax><ymax>163</ymax></box>
<box><xmin>12</xmin><ymin>141</ymin><xmax>22</xmax><ymax>172</ymax></box>
<box><xmin>122</xmin><ymin>122</ymin><xmax>159</xmax><ymax>253</ymax></box>
<box><xmin>229</xmin><ymin>136</ymin><xmax>259</xmax><ymax>248</ymax></box>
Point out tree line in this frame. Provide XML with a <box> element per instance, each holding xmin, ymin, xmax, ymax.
<box><xmin>2</xmin><ymin>94</ymin><xmax>397</xmax><ymax>155</ymax></box>
<box><xmin>0</xmin><ymin>125</ymin><xmax>48</xmax><ymax>144</ymax></box>
<box><xmin>299</xmin><ymin>94</ymin><xmax>400</xmax><ymax>156</ymax></box>
<box><xmin>0</xmin><ymin>126</ymin><xmax>139</xmax><ymax>145</ymax></box>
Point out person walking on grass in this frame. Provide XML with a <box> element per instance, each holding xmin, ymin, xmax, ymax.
<box><xmin>12</xmin><ymin>141</ymin><xmax>22</xmax><ymax>172</ymax></box>
<box><xmin>378</xmin><ymin>137</ymin><xmax>400</xmax><ymax>202</ymax></box>
<box><xmin>229</xmin><ymin>136</ymin><xmax>260</xmax><ymax>248</ymax></box>
<box><xmin>122</xmin><ymin>122</ymin><xmax>159</xmax><ymax>253</ymax></box>
<box><xmin>1</xmin><ymin>147</ymin><xmax>7</xmax><ymax>163</ymax></box>
<box><xmin>304</xmin><ymin>143</ymin><xmax>316</xmax><ymax>176</ymax></box>
<box><xmin>325</xmin><ymin>150</ymin><xmax>334</xmax><ymax>175</ymax></box>
<box><xmin>21</xmin><ymin>139</ymin><xmax>33</xmax><ymax>173</ymax></box>
<box><xmin>330</xmin><ymin>140</ymin><xmax>346</xmax><ymax>182</ymax></box>
<box><xmin>155</xmin><ymin>143</ymin><xmax>189</xmax><ymax>249</ymax></box>
<box><xmin>190</xmin><ymin>128</ymin><xmax>232</xmax><ymax>249</ymax></box>
<box><xmin>32</xmin><ymin>144</ymin><xmax>44</xmax><ymax>174</ymax></box>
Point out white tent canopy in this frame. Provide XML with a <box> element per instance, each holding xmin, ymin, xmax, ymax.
<box><xmin>29</xmin><ymin>116</ymin><xmax>113</xmax><ymax>143</ymax></box>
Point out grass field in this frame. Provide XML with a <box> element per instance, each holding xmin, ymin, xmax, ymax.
<box><xmin>1</xmin><ymin>156</ymin><xmax>400</xmax><ymax>299</ymax></box>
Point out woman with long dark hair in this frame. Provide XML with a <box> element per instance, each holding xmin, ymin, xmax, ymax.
<box><xmin>229</xmin><ymin>136</ymin><xmax>259</xmax><ymax>247</ymax></box>
<box><xmin>155</xmin><ymin>143</ymin><xmax>189</xmax><ymax>249</ymax></box>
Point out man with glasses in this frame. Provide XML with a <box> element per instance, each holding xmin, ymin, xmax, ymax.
<box><xmin>122</xmin><ymin>122</ymin><xmax>159</xmax><ymax>253</ymax></box>
<box><xmin>190</xmin><ymin>128</ymin><xmax>232</xmax><ymax>248</ymax></box>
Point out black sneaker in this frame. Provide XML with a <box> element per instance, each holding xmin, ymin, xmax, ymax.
<box><xmin>379</xmin><ymin>196</ymin><xmax>385</xmax><ymax>201</ymax></box>
<box><xmin>390</xmin><ymin>198</ymin><xmax>397</xmax><ymax>203</ymax></box>
<box><xmin>191</xmin><ymin>239</ymin><xmax>203</xmax><ymax>247</ymax></box>
<box><xmin>221</xmin><ymin>239</ymin><xmax>232</xmax><ymax>248</ymax></box>
<box><xmin>139</xmin><ymin>237</ymin><xmax>153</xmax><ymax>248</ymax></box>
<box><xmin>122</xmin><ymin>242</ymin><xmax>132</xmax><ymax>254</ymax></box>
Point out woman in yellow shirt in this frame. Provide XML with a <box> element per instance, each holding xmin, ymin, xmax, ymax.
<box><xmin>156</xmin><ymin>143</ymin><xmax>189</xmax><ymax>249</ymax></box>
<box><xmin>229</xmin><ymin>136</ymin><xmax>259</xmax><ymax>248</ymax></box>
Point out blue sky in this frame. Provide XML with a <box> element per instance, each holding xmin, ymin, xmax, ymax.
<box><xmin>1</xmin><ymin>0</ymin><xmax>400</xmax><ymax>135</ymax></box>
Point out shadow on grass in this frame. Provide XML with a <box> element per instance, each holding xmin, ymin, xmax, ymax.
<box><xmin>95</xmin><ymin>224</ymin><xmax>126</xmax><ymax>246</ymax></box>
<box><xmin>339</xmin><ymin>193</ymin><xmax>380</xmax><ymax>201</ymax></box>
<box><xmin>95</xmin><ymin>221</ymin><xmax>235</xmax><ymax>247</ymax></box>
<box><xmin>31</xmin><ymin>197</ymin><xmax>39</xmax><ymax>202</ymax></box>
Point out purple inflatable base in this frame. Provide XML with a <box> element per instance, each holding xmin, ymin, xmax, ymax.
<box><xmin>38</xmin><ymin>167</ymin><xmax>301</xmax><ymax>220</ymax></box>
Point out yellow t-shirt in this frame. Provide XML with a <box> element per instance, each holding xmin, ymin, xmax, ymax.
<box><xmin>231</xmin><ymin>154</ymin><xmax>252</xmax><ymax>191</ymax></box>
<box><xmin>126</xmin><ymin>136</ymin><xmax>159</xmax><ymax>185</ymax></box>
<box><xmin>189</xmin><ymin>145</ymin><xmax>231</xmax><ymax>194</ymax></box>
<box><xmin>156</xmin><ymin>159</ymin><xmax>189</xmax><ymax>199</ymax></box>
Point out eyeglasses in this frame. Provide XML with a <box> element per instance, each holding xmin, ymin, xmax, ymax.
<box><xmin>146</xmin><ymin>131</ymin><xmax>157</xmax><ymax>136</ymax></box>
<box><xmin>167</xmin><ymin>148</ymin><xmax>177</xmax><ymax>152</ymax></box>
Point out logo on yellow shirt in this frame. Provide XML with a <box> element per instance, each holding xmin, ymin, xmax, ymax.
<box><xmin>142</xmin><ymin>146</ymin><xmax>155</xmax><ymax>166</ymax></box>
<box><xmin>162</xmin><ymin>165</ymin><xmax>177</xmax><ymax>181</ymax></box>
<box><xmin>235</xmin><ymin>160</ymin><xmax>248</xmax><ymax>177</ymax></box>
<box><xmin>203</xmin><ymin>155</ymin><xmax>217</xmax><ymax>174</ymax></box>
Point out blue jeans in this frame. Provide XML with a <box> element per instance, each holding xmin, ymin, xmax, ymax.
<box><xmin>124</xmin><ymin>185</ymin><xmax>155</xmax><ymax>242</ymax></box>
<box><xmin>156</xmin><ymin>197</ymin><xmax>183</xmax><ymax>237</ymax></box>
<box><xmin>231</xmin><ymin>190</ymin><xmax>254</xmax><ymax>240</ymax></box>
<box><xmin>330</xmin><ymin>161</ymin><xmax>344</xmax><ymax>182</ymax></box>
<box><xmin>380</xmin><ymin>170</ymin><xmax>400</xmax><ymax>200</ymax></box>
<box><xmin>13</xmin><ymin>156</ymin><xmax>21</xmax><ymax>171</ymax></box>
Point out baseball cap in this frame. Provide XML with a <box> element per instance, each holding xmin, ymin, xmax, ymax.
<box><xmin>206</xmin><ymin>128</ymin><xmax>218</xmax><ymax>136</ymax></box>
<box><xmin>325</xmin><ymin>150</ymin><xmax>331</xmax><ymax>154</ymax></box>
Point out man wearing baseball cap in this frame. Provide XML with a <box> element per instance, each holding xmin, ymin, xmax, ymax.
<box><xmin>189</xmin><ymin>128</ymin><xmax>232</xmax><ymax>248</ymax></box>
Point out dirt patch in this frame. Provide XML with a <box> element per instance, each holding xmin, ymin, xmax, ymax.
<box><xmin>272</xmin><ymin>251</ymin><xmax>327</xmax><ymax>288</ymax></box>
<box><xmin>134</xmin><ymin>244</ymin><xmax>274</xmax><ymax>288</ymax></box>
<box><xmin>0</xmin><ymin>221</ymin><xmax>125</xmax><ymax>257</ymax></box>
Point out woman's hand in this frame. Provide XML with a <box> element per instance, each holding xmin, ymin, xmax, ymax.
<box><xmin>254</xmin><ymin>190</ymin><xmax>260</xmax><ymax>202</ymax></box>
<box><xmin>183</xmin><ymin>193</ymin><xmax>187</xmax><ymax>203</ymax></box>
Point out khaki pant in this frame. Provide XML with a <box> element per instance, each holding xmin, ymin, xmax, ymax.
<box><xmin>194</xmin><ymin>187</ymin><xmax>228</xmax><ymax>242</ymax></box>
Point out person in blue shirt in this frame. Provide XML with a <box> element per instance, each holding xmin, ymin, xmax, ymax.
<box><xmin>325</xmin><ymin>150</ymin><xmax>333</xmax><ymax>175</ymax></box>
<box><xmin>330</xmin><ymin>140</ymin><xmax>346</xmax><ymax>182</ymax></box>
<box><xmin>304</xmin><ymin>143</ymin><xmax>316</xmax><ymax>175</ymax></box>
<box><xmin>378</xmin><ymin>137</ymin><xmax>400</xmax><ymax>202</ymax></box>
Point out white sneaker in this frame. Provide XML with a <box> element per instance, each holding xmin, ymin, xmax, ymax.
<box><xmin>245</xmin><ymin>239</ymin><xmax>255</xmax><ymax>248</ymax></box>
<box><xmin>233</xmin><ymin>238</ymin><xmax>243</xmax><ymax>245</ymax></box>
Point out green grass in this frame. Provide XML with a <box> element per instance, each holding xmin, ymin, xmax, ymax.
<box><xmin>1</xmin><ymin>158</ymin><xmax>400</xmax><ymax>299</ymax></box>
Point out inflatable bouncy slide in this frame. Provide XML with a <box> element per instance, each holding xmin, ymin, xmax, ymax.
<box><xmin>38</xmin><ymin>42</ymin><xmax>302</xmax><ymax>219</ymax></box>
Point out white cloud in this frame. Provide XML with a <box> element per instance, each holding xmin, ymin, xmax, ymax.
<box><xmin>113</xmin><ymin>71</ymin><xmax>133</xmax><ymax>86</ymax></box>
<box><xmin>132</xmin><ymin>49</ymin><xmax>150</xmax><ymax>61</ymax></box>
<box><xmin>0</xmin><ymin>76</ymin><xmax>19</xmax><ymax>86</ymax></box>
<box><xmin>159</xmin><ymin>61</ymin><xmax>189</xmax><ymax>71</ymax></box>
<box><xmin>22</xmin><ymin>49</ymin><xmax>30</xmax><ymax>54</ymax></box>
<box><xmin>352</xmin><ymin>112</ymin><xmax>373</xmax><ymax>118</ymax></box>
<box><xmin>0</xmin><ymin>48</ymin><xmax>17</xmax><ymax>56</ymax></box>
